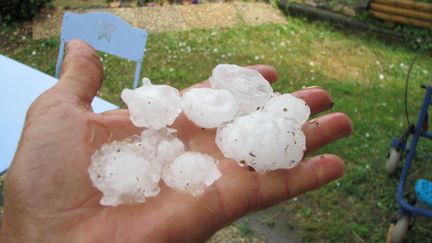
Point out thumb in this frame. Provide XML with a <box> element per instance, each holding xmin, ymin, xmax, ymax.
<box><xmin>56</xmin><ymin>39</ymin><xmax>104</xmax><ymax>105</ymax></box>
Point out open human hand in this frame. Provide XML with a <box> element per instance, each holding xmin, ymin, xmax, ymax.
<box><xmin>0</xmin><ymin>40</ymin><xmax>352</xmax><ymax>243</ymax></box>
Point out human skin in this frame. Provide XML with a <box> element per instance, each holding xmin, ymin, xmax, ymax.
<box><xmin>0</xmin><ymin>40</ymin><xmax>353</xmax><ymax>243</ymax></box>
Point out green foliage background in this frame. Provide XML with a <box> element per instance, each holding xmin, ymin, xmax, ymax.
<box><xmin>0</xmin><ymin>0</ymin><xmax>52</xmax><ymax>23</ymax></box>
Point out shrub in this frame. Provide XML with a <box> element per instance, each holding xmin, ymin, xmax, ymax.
<box><xmin>0</xmin><ymin>0</ymin><xmax>52</xmax><ymax>23</ymax></box>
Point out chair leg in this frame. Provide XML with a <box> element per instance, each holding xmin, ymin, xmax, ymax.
<box><xmin>55</xmin><ymin>42</ymin><xmax>66</xmax><ymax>79</ymax></box>
<box><xmin>133</xmin><ymin>62</ymin><xmax>142</xmax><ymax>89</ymax></box>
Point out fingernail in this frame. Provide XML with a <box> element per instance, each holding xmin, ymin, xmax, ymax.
<box><xmin>305</xmin><ymin>85</ymin><xmax>321</xmax><ymax>89</ymax></box>
<box><xmin>308</xmin><ymin>118</ymin><xmax>318</xmax><ymax>124</ymax></box>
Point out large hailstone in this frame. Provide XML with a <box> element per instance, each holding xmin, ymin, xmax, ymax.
<box><xmin>263</xmin><ymin>93</ymin><xmax>310</xmax><ymax>125</ymax></box>
<box><xmin>209</xmin><ymin>64</ymin><xmax>273</xmax><ymax>115</ymax></box>
<box><xmin>274</xmin><ymin>118</ymin><xmax>306</xmax><ymax>168</ymax></box>
<box><xmin>182</xmin><ymin>88</ymin><xmax>239</xmax><ymax>128</ymax></box>
<box><xmin>139</xmin><ymin>128</ymin><xmax>185</xmax><ymax>166</ymax></box>
<box><xmin>89</xmin><ymin>141</ymin><xmax>162</xmax><ymax>206</ymax></box>
<box><xmin>216</xmin><ymin>111</ymin><xmax>306</xmax><ymax>173</ymax></box>
<box><xmin>121</xmin><ymin>78</ymin><xmax>182</xmax><ymax>130</ymax></box>
<box><xmin>162</xmin><ymin>152</ymin><xmax>221</xmax><ymax>196</ymax></box>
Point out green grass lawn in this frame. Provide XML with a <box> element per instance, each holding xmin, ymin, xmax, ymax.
<box><xmin>51</xmin><ymin>0</ymin><xmax>108</xmax><ymax>8</ymax></box>
<box><xmin>1</xmin><ymin>17</ymin><xmax>432</xmax><ymax>242</ymax></box>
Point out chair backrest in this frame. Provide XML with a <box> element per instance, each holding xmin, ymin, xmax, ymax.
<box><xmin>55</xmin><ymin>12</ymin><xmax>147</xmax><ymax>88</ymax></box>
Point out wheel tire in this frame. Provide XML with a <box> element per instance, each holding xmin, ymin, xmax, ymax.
<box><xmin>391</xmin><ymin>215</ymin><xmax>410</xmax><ymax>243</ymax></box>
<box><xmin>386</xmin><ymin>149</ymin><xmax>401</xmax><ymax>176</ymax></box>
<box><xmin>386</xmin><ymin>223</ymin><xmax>395</xmax><ymax>243</ymax></box>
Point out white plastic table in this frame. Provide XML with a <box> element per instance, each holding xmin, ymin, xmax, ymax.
<box><xmin>0</xmin><ymin>54</ymin><xmax>118</xmax><ymax>174</ymax></box>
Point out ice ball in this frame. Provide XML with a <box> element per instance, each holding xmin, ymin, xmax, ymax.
<box><xmin>162</xmin><ymin>152</ymin><xmax>221</xmax><ymax>196</ymax></box>
<box><xmin>274</xmin><ymin>118</ymin><xmax>306</xmax><ymax>169</ymax></box>
<box><xmin>139</xmin><ymin>128</ymin><xmax>185</xmax><ymax>166</ymax></box>
<box><xmin>182</xmin><ymin>88</ymin><xmax>239</xmax><ymax>128</ymax></box>
<box><xmin>216</xmin><ymin>111</ymin><xmax>306</xmax><ymax>173</ymax></box>
<box><xmin>121</xmin><ymin>78</ymin><xmax>182</xmax><ymax>130</ymax></box>
<box><xmin>209</xmin><ymin>64</ymin><xmax>273</xmax><ymax>115</ymax></box>
<box><xmin>89</xmin><ymin>141</ymin><xmax>162</xmax><ymax>206</ymax></box>
<box><xmin>263</xmin><ymin>93</ymin><xmax>310</xmax><ymax>125</ymax></box>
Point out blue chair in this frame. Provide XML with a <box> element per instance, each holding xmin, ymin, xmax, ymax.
<box><xmin>55</xmin><ymin>12</ymin><xmax>148</xmax><ymax>88</ymax></box>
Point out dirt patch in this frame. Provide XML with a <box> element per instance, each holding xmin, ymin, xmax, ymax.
<box><xmin>179</xmin><ymin>2</ymin><xmax>240</xmax><ymax>30</ymax></box>
<box><xmin>32</xmin><ymin>8</ymin><xmax>66</xmax><ymax>40</ymax></box>
<box><xmin>109</xmin><ymin>6</ymin><xmax>188</xmax><ymax>33</ymax></box>
<box><xmin>31</xmin><ymin>2</ymin><xmax>287</xmax><ymax>40</ymax></box>
<box><xmin>233</xmin><ymin>2</ymin><xmax>287</xmax><ymax>26</ymax></box>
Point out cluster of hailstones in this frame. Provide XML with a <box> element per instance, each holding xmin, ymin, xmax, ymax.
<box><xmin>89</xmin><ymin>64</ymin><xmax>310</xmax><ymax>206</ymax></box>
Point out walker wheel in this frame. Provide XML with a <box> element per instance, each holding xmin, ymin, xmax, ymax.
<box><xmin>388</xmin><ymin>214</ymin><xmax>410</xmax><ymax>243</ymax></box>
<box><xmin>386</xmin><ymin>148</ymin><xmax>401</xmax><ymax>176</ymax></box>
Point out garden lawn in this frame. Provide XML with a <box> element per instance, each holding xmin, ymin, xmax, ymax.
<box><xmin>1</xmin><ymin>17</ymin><xmax>432</xmax><ymax>242</ymax></box>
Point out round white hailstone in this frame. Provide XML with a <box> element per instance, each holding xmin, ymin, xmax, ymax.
<box><xmin>121</xmin><ymin>78</ymin><xmax>182</xmax><ymax>130</ymax></box>
<box><xmin>182</xmin><ymin>88</ymin><xmax>239</xmax><ymax>128</ymax></box>
<box><xmin>216</xmin><ymin>111</ymin><xmax>306</xmax><ymax>173</ymax></box>
<box><xmin>209</xmin><ymin>64</ymin><xmax>273</xmax><ymax>115</ymax></box>
<box><xmin>139</xmin><ymin>128</ymin><xmax>185</xmax><ymax>166</ymax></box>
<box><xmin>89</xmin><ymin>141</ymin><xmax>161</xmax><ymax>206</ymax></box>
<box><xmin>162</xmin><ymin>152</ymin><xmax>221</xmax><ymax>196</ymax></box>
<box><xmin>274</xmin><ymin>118</ymin><xmax>306</xmax><ymax>169</ymax></box>
<box><xmin>263</xmin><ymin>93</ymin><xmax>310</xmax><ymax>125</ymax></box>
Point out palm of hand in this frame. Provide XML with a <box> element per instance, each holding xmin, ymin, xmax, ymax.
<box><xmin>1</xmin><ymin>40</ymin><xmax>352</xmax><ymax>243</ymax></box>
